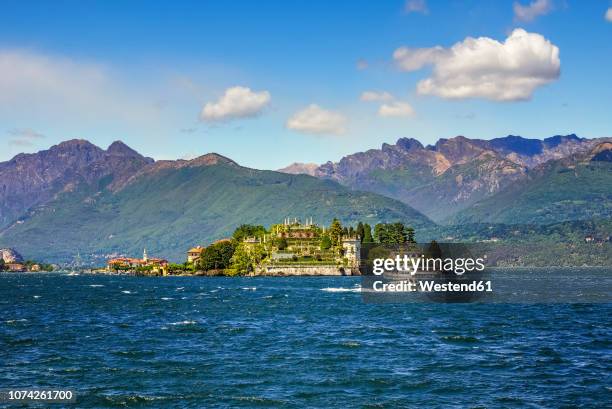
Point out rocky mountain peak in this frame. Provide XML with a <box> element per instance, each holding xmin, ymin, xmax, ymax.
<box><xmin>186</xmin><ymin>153</ymin><xmax>238</xmax><ymax>167</ymax></box>
<box><xmin>107</xmin><ymin>141</ymin><xmax>142</xmax><ymax>157</ymax></box>
<box><xmin>53</xmin><ymin>139</ymin><xmax>103</xmax><ymax>154</ymax></box>
<box><xmin>543</xmin><ymin>134</ymin><xmax>582</xmax><ymax>148</ymax></box>
<box><xmin>590</xmin><ymin>142</ymin><xmax>612</xmax><ymax>162</ymax></box>
<box><xmin>0</xmin><ymin>139</ymin><xmax>154</xmax><ymax>229</ymax></box>
<box><xmin>433</xmin><ymin>135</ymin><xmax>493</xmax><ymax>165</ymax></box>
<box><xmin>489</xmin><ymin>135</ymin><xmax>543</xmax><ymax>156</ymax></box>
<box><xmin>396</xmin><ymin>138</ymin><xmax>424</xmax><ymax>151</ymax></box>
<box><xmin>277</xmin><ymin>163</ymin><xmax>319</xmax><ymax>176</ymax></box>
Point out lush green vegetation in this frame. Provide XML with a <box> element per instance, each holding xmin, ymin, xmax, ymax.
<box><xmin>0</xmin><ymin>163</ymin><xmax>433</xmax><ymax>263</ymax></box>
<box><xmin>373</xmin><ymin>222</ymin><xmax>415</xmax><ymax>245</ymax></box>
<box><xmin>420</xmin><ymin>218</ymin><xmax>612</xmax><ymax>267</ymax></box>
<box><xmin>197</xmin><ymin>240</ymin><xmax>236</xmax><ymax>271</ymax></box>
<box><xmin>232</xmin><ymin>224</ymin><xmax>266</xmax><ymax>242</ymax></box>
<box><xmin>186</xmin><ymin>218</ymin><xmax>421</xmax><ymax>276</ymax></box>
<box><xmin>450</xmin><ymin>161</ymin><xmax>612</xmax><ymax>225</ymax></box>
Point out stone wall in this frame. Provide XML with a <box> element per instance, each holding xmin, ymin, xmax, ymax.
<box><xmin>255</xmin><ymin>264</ymin><xmax>352</xmax><ymax>276</ymax></box>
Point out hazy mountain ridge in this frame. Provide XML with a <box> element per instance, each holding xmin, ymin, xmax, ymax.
<box><xmin>280</xmin><ymin>134</ymin><xmax>609</xmax><ymax>221</ymax></box>
<box><xmin>449</xmin><ymin>142</ymin><xmax>612</xmax><ymax>225</ymax></box>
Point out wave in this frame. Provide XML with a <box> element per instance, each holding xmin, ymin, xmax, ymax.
<box><xmin>242</xmin><ymin>287</ymin><xmax>257</xmax><ymax>291</ymax></box>
<box><xmin>88</xmin><ymin>284</ymin><xmax>104</xmax><ymax>288</ymax></box>
<box><xmin>321</xmin><ymin>286</ymin><xmax>361</xmax><ymax>293</ymax></box>
<box><xmin>169</xmin><ymin>320</ymin><xmax>196</xmax><ymax>326</ymax></box>
<box><xmin>161</xmin><ymin>297</ymin><xmax>174</xmax><ymax>300</ymax></box>
<box><xmin>5</xmin><ymin>319</ymin><xmax>28</xmax><ymax>324</ymax></box>
<box><xmin>121</xmin><ymin>290</ymin><xmax>133</xmax><ymax>294</ymax></box>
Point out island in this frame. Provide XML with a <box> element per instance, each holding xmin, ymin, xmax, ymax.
<box><xmin>105</xmin><ymin>218</ymin><xmax>416</xmax><ymax>277</ymax></box>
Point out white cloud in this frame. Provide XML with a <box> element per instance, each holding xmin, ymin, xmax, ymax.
<box><xmin>360</xmin><ymin>91</ymin><xmax>394</xmax><ymax>102</ymax></box>
<box><xmin>393</xmin><ymin>28</ymin><xmax>560</xmax><ymax>101</ymax></box>
<box><xmin>8</xmin><ymin>128</ymin><xmax>45</xmax><ymax>139</ymax></box>
<box><xmin>606</xmin><ymin>8</ymin><xmax>612</xmax><ymax>22</ymax></box>
<box><xmin>286</xmin><ymin>104</ymin><xmax>347</xmax><ymax>136</ymax></box>
<box><xmin>200</xmin><ymin>86</ymin><xmax>270</xmax><ymax>121</ymax></box>
<box><xmin>513</xmin><ymin>0</ymin><xmax>553</xmax><ymax>22</ymax></box>
<box><xmin>6</xmin><ymin>128</ymin><xmax>45</xmax><ymax>147</ymax></box>
<box><xmin>378</xmin><ymin>101</ymin><xmax>415</xmax><ymax>117</ymax></box>
<box><xmin>0</xmin><ymin>49</ymin><xmax>168</xmax><ymax>127</ymax></box>
<box><xmin>393</xmin><ymin>46</ymin><xmax>446</xmax><ymax>71</ymax></box>
<box><xmin>405</xmin><ymin>0</ymin><xmax>428</xmax><ymax>14</ymax></box>
<box><xmin>0</xmin><ymin>50</ymin><xmax>108</xmax><ymax>114</ymax></box>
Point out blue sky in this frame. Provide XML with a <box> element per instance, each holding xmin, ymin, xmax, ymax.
<box><xmin>1</xmin><ymin>0</ymin><xmax>611</xmax><ymax>169</ymax></box>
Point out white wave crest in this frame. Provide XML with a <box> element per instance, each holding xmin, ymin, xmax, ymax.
<box><xmin>321</xmin><ymin>286</ymin><xmax>361</xmax><ymax>293</ymax></box>
<box><xmin>170</xmin><ymin>320</ymin><xmax>196</xmax><ymax>326</ymax></box>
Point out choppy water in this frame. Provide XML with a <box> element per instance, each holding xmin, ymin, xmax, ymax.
<box><xmin>1</xmin><ymin>272</ymin><xmax>611</xmax><ymax>408</ymax></box>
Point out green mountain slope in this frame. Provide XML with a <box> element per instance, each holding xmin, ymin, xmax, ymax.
<box><xmin>450</xmin><ymin>156</ymin><xmax>612</xmax><ymax>225</ymax></box>
<box><xmin>0</xmin><ymin>158</ymin><xmax>434</xmax><ymax>263</ymax></box>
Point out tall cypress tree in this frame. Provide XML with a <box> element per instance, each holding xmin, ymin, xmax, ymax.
<box><xmin>356</xmin><ymin>222</ymin><xmax>365</xmax><ymax>242</ymax></box>
<box><xmin>363</xmin><ymin>223</ymin><xmax>373</xmax><ymax>243</ymax></box>
<box><xmin>406</xmin><ymin>227</ymin><xmax>416</xmax><ymax>243</ymax></box>
<box><xmin>329</xmin><ymin>219</ymin><xmax>343</xmax><ymax>247</ymax></box>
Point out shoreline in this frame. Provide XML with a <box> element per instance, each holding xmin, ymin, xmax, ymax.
<box><xmin>1</xmin><ymin>265</ymin><xmax>610</xmax><ymax>278</ymax></box>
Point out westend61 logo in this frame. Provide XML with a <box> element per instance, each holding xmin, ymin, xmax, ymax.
<box><xmin>360</xmin><ymin>242</ymin><xmax>492</xmax><ymax>303</ymax></box>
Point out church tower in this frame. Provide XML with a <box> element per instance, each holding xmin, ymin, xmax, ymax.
<box><xmin>143</xmin><ymin>248</ymin><xmax>148</xmax><ymax>262</ymax></box>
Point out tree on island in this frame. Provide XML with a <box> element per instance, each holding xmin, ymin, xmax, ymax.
<box><xmin>363</xmin><ymin>224</ymin><xmax>373</xmax><ymax>243</ymax></box>
<box><xmin>329</xmin><ymin>219</ymin><xmax>343</xmax><ymax>247</ymax></box>
<box><xmin>229</xmin><ymin>243</ymin><xmax>266</xmax><ymax>276</ymax></box>
<box><xmin>276</xmin><ymin>237</ymin><xmax>288</xmax><ymax>250</ymax></box>
<box><xmin>232</xmin><ymin>224</ymin><xmax>266</xmax><ymax>242</ymax></box>
<box><xmin>374</xmin><ymin>222</ymin><xmax>412</xmax><ymax>245</ymax></box>
<box><xmin>198</xmin><ymin>240</ymin><xmax>236</xmax><ymax>271</ymax></box>
<box><xmin>0</xmin><ymin>258</ymin><xmax>4</xmax><ymax>271</ymax></box>
<box><xmin>320</xmin><ymin>234</ymin><xmax>332</xmax><ymax>250</ymax></box>
<box><xmin>406</xmin><ymin>227</ymin><xmax>416</xmax><ymax>244</ymax></box>
<box><xmin>356</xmin><ymin>222</ymin><xmax>365</xmax><ymax>241</ymax></box>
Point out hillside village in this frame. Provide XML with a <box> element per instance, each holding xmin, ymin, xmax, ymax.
<box><xmin>107</xmin><ymin>218</ymin><xmax>416</xmax><ymax>276</ymax></box>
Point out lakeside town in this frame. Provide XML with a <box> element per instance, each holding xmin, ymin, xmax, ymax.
<box><xmin>103</xmin><ymin>218</ymin><xmax>416</xmax><ymax>277</ymax></box>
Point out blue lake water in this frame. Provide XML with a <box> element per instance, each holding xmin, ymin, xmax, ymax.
<box><xmin>1</xmin><ymin>272</ymin><xmax>611</xmax><ymax>408</ymax></box>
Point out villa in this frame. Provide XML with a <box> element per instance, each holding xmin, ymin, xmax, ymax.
<box><xmin>187</xmin><ymin>246</ymin><xmax>204</xmax><ymax>263</ymax></box>
<box><xmin>183</xmin><ymin>218</ymin><xmax>363</xmax><ymax>276</ymax></box>
<box><xmin>262</xmin><ymin>218</ymin><xmax>361</xmax><ymax>276</ymax></box>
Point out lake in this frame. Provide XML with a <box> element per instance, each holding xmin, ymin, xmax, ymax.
<box><xmin>1</xmin><ymin>272</ymin><xmax>611</xmax><ymax>408</ymax></box>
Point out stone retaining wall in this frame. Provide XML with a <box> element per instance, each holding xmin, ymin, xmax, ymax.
<box><xmin>255</xmin><ymin>265</ymin><xmax>351</xmax><ymax>276</ymax></box>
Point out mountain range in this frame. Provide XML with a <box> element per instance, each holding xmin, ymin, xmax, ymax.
<box><xmin>0</xmin><ymin>134</ymin><xmax>610</xmax><ymax>263</ymax></box>
<box><xmin>279</xmin><ymin>134</ymin><xmax>611</xmax><ymax>222</ymax></box>
<box><xmin>0</xmin><ymin>140</ymin><xmax>432</xmax><ymax>262</ymax></box>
